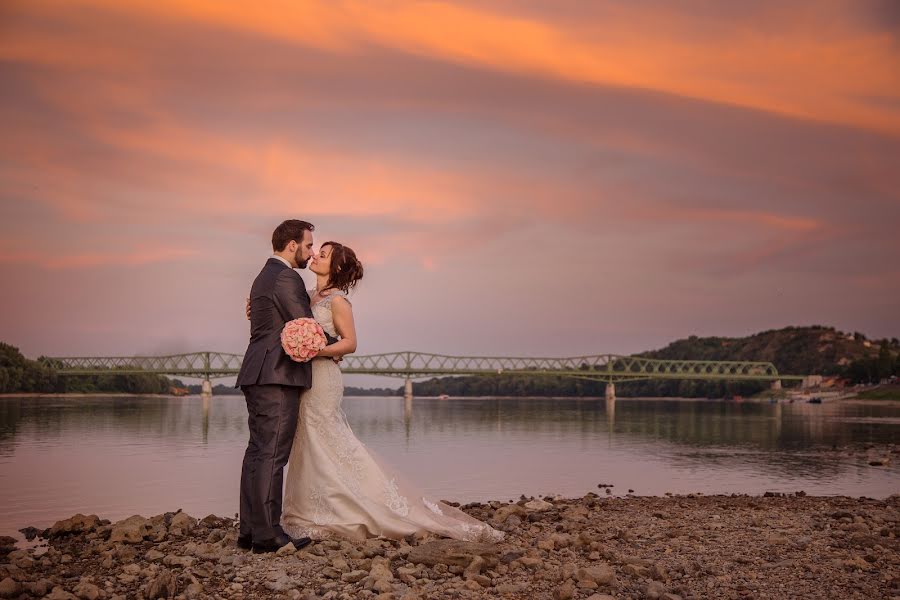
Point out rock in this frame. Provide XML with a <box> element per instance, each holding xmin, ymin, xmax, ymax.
<box><xmin>555</xmin><ymin>581</ymin><xmax>575</xmax><ymax>600</ymax></box>
<box><xmin>500</xmin><ymin>549</ymin><xmax>525</xmax><ymax>564</ymax></box>
<box><xmin>331</xmin><ymin>557</ymin><xmax>350</xmax><ymax>572</ymax></box>
<box><xmin>493</xmin><ymin>505</ymin><xmax>527</xmax><ymax>523</ymax></box>
<box><xmin>73</xmin><ymin>580</ymin><xmax>101</xmax><ymax>600</ymax></box>
<box><xmin>276</xmin><ymin>542</ymin><xmax>297</xmax><ymax>556</ymax></box>
<box><xmin>660</xmin><ymin>594</ymin><xmax>683</xmax><ymax>600</ymax></box>
<box><xmin>369</xmin><ymin>562</ymin><xmax>394</xmax><ymax>581</ymax></box>
<box><xmin>109</xmin><ymin>515</ymin><xmax>151</xmax><ymax>544</ymax></box>
<box><xmin>145</xmin><ymin>549</ymin><xmax>165</xmax><ymax>562</ymax></box>
<box><xmin>46</xmin><ymin>588</ymin><xmax>78</xmax><ymax>600</ymax></box>
<box><xmin>50</xmin><ymin>514</ymin><xmax>101</xmax><ymax>538</ymax></box>
<box><xmin>525</xmin><ymin>499</ymin><xmax>553</xmax><ymax>511</ymax></box>
<box><xmin>576</xmin><ymin>563</ymin><xmax>616</xmax><ymax>586</ymax></box>
<box><xmin>504</xmin><ymin>514</ymin><xmax>523</xmax><ymax>529</ymax></box>
<box><xmin>645</xmin><ymin>580</ymin><xmax>667</xmax><ymax>599</ymax></box>
<box><xmin>624</xmin><ymin>563</ymin><xmax>649</xmax><ymax>577</ymax></box>
<box><xmin>265</xmin><ymin>575</ymin><xmax>296</xmax><ymax>592</ymax></box>
<box><xmin>843</xmin><ymin>556</ymin><xmax>870</xmax><ymax>570</ymax></box>
<box><xmin>341</xmin><ymin>570</ymin><xmax>368</xmax><ymax>583</ymax></box>
<box><xmin>517</xmin><ymin>556</ymin><xmax>543</xmax><ymax>571</ymax></box>
<box><xmin>649</xmin><ymin>563</ymin><xmax>668</xmax><ymax>581</ymax></box>
<box><xmin>406</xmin><ymin>540</ymin><xmax>499</xmax><ymax>568</ymax></box>
<box><xmin>162</xmin><ymin>554</ymin><xmax>194</xmax><ymax>568</ymax></box>
<box><xmin>561</xmin><ymin>562</ymin><xmax>578</xmax><ymax>580</ymax></box>
<box><xmin>496</xmin><ymin>582</ymin><xmax>528</xmax><ymax>594</ymax></box>
<box><xmin>463</xmin><ymin>556</ymin><xmax>485</xmax><ymax>579</ymax></box>
<box><xmin>585</xmin><ymin>595</ymin><xmax>617</xmax><ymax>600</ymax></box>
<box><xmin>18</xmin><ymin>526</ymin><xmax>41</xmax><ymax>541</ymax></box>
<box><xmin>184</xmin><ymin>582</ymin><xmax>204</xmax><ymax>599</ymax></box>
<box><xmin>145</xmin><ymin>569</ymin><xmax>178</xmax><ymax>599</ymax></box>
<box><xmin>200</xmin><ymin>514</ymin><xmax>228</xmax><ymax>528</ymax></box>
<box><xmin>0</xmin><ymin>578</ymin><xmax>20</xmax><ymax>599</ymax></box>
<box><xmin>137</xmin><ymin>514</ymin><xmax>166</xmax><ymax>542</ymax></box>
<box><xmin>169</xmin><ymin>512</ymin><xmax>197</xmax><ymax>535</ymax></box>
<box><xmin>25</xmin><ymin>579</ymin><xmax>52</xmax><ymax>596</ymax></box>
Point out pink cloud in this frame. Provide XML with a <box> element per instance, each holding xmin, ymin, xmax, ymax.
<box><xmin>40</xmin><ymin>0</ymin><xmax>900</xmax><ymax>132</ymax></box>
<box><xmin>0</xmin><ymin>245</ymin><xmax>197</xmax><ymax>270</ymax></box>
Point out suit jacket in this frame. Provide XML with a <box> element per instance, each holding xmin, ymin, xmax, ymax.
<box><xmin>236</xmin><ymin>258</ymin><xmax>314</xmax><ymax>388</ymax></box>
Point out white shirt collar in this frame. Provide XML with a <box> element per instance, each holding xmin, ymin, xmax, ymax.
<box><xmin>271</xmin><ymin>255</ymin><xmax>293</xmax><ymax>269</ymax></box>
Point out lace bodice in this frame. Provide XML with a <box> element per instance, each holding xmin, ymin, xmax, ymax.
<box><xmin>310</xmin><ymin>290</ymin><xmax>348</xmax><ymax>338</ymax></box>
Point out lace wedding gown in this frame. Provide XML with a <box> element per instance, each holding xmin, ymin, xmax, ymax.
<box><xmin>281</xmin><ymin>291</ymin><xmax>503</xmax><ymax>543</ymax></box>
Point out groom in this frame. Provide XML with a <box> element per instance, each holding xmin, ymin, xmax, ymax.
<box><xmin>235</xmin><ymin>219</ymin><xmax>316</xmax><ymax>553</ymax></box>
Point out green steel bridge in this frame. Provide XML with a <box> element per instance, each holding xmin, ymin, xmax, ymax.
<box><xmin>44</xmin><ymin>351</ymin><xmax>808</xmax><ymax>397</ymax></box>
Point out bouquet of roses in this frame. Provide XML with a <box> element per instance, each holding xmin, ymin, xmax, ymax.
<box><xmin>280</xmin><ymin>317</ymin><xmax>328</xmax><ymax>362</ymax></box>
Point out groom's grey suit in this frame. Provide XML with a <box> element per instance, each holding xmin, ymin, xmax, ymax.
<box><xmin>236</xmin><ymin>257</ymin><xmax>313</xmax><ymax>542</ymax></box>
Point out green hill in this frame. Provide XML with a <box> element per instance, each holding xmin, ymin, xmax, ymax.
<box><xmin>638</xmin><ymin>325</ymin><xmax>892</xmax><ymax>376</ymax></box>
<box><xmin>409</xmin><ymin>326</ymin><xmax>900</xmax><ymax>398</ymax></box>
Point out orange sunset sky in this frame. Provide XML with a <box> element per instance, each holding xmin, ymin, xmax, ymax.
<box><xmin>1</xmin><ymin>0</ymin><xmax>899</xmax><ymax>370</ymax></box>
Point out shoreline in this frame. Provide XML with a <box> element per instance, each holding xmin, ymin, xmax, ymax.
<box><xmin>2</xmin><ymin>392</ymin><xmax>897</xmax><ymax>402</ymax></box>
<box><xmin>2</xmin><ymin>493</ymin><xmax>897</xmax><ymax>599</ymax></box>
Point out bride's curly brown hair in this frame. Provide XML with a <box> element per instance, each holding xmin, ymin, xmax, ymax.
<box><xmin>321</xmin><ymin>242</ymin><xmax>364</xmax><ymax>293</ymax></box>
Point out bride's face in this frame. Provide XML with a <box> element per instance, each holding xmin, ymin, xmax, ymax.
<box><xmin>310</xmin><ymin>245</ymin><xmax>333</xmax><ymax>277</ymax></box>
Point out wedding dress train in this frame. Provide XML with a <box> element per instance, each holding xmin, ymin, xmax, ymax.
<box><xmin>281</xmin><ymin>291</ymin><xmax>503</xmax><ymax>543</ymax></box>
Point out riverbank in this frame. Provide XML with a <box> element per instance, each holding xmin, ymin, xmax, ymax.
<box><xmin>2</xmin><ymin>494</ymin><xmax>897</xmax><ymax>600</ymax></box>
<box><xmin>0</xmin><ymin>393</ymin><xmax>177</xmax><ymax>399</ymax></box>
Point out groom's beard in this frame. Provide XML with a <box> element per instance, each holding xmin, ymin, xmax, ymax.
<box><xmin>294</xmin><ymin>249</ymin><xmax>309</xmax><ymax>269</ymax></box>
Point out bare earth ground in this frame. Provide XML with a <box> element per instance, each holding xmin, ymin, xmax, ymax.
<box><xmin>2</xmin><ymin>493</ymin><xmax>899</xmax><ymax>600</ymax></box>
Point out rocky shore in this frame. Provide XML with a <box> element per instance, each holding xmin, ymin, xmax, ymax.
<box><xmin>1</xmin><ymin>494</ymin><xmax>898</xmax><ymax>600</ymax></box>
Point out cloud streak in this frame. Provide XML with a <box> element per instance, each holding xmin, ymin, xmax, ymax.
<box><xmin>0</xmin><ymin>0</ymin><xmax>898</xmax><ymax>359</ymax></box>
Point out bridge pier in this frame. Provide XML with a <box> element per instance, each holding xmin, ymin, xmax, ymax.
<box><xmin>404</xmin><ymin>378</ymin><xmax>413</xmax><ymax>401</ymax></box>
<box><xmin>605</xmin><ymin>382</ymin><xmax>616</xmax><ymax>402</ymax></box>
<box><xmin>770</xmin><ymin>379</ymin><xmax>782</xmax><ymax>391</ymax></box>
<box><xmin>201</xmin><ymin>378</ymin><xmax>212</xmax><ymax>397</ymax></box>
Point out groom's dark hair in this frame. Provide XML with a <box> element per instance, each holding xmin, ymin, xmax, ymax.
<box><xmin>272</xmin><ymin>220</ymin><xmax>314</xmax><ymax>252</ymax></box>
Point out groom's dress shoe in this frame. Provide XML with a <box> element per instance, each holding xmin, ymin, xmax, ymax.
<box><xmin>251</xmin><ymin>533</ymin><xmax>312</xmax><ymax>554</ymax></box>
<box><xmin>236</xmin><ymin>534</ymin><xmax>253</xmax><ymax>550</ymax></box>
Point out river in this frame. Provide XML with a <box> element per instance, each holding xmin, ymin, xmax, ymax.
<box><xmin>1</xmin><ymin>395</ymin><xmax>898</xmax><ymax>538</ymax></box>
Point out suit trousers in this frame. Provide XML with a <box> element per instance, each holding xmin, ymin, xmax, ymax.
<box><xmin>239</xmin><ymin>384</ymin><xmax>301</xmax><ymax>541</ymax></box>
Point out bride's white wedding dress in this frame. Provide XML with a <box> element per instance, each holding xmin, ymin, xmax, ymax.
<box><xmin>281</xmin><ymin>291</ymin><xmax>503</xmax><ymax>543</ymax></box>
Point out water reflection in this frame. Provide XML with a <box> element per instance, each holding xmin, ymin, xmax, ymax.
<box><xmin>605</xmin><ymin>397</ymin><xmax>615</xmax><ymax>436</ymax></box>
<box><xmin>1</xmin><ymin>395</ymin><xmax>898</xmax><ymax>537</ymax></box>
<box><xmin>202</xmin><ymin>396</ymin><xmax>210</xmax><ymax>444</ymax></box>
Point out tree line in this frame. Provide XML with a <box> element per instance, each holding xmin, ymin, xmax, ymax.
<box><xmin>3</xmin><ymin>326</ymin><xmax>898</xmax><ymax>396</ymax></box>
<box><xmin>0</xmin><ymin>343</ymin><xmax>180</xmax><ymax>394</ymax></box>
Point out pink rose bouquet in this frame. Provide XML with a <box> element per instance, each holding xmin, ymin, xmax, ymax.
<box><xmin>280</xmin><ymin>317</ymin><xmax>328</xmax><ymax>362</ymax></box>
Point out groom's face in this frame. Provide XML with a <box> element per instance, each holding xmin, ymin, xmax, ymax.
<box><xmin>294</xmin><ymin>230</ymin><xmax>314</xmax><ymax>268</ymax></box>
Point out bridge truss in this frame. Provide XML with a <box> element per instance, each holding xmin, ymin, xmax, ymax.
<box><xmin>44</xmin><ymin>351</ymin><xmax>803</xmax><ymax>383</ymax></box>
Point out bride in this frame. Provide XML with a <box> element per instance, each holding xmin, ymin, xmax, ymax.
<box><xmin>280</xmin><ymin>241</ymin><xmax>503</xmax><ymax>543</ymax></box>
